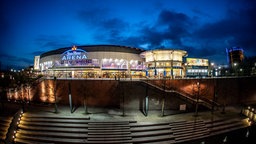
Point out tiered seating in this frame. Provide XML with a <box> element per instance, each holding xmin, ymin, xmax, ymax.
<box><xmin>170</xmin><ymin>120</ymin><xmax>209</xmax><ymax>143</ymax></box>
<box><xmin>87</xmin><ymin>121</ymin><xmax>133</xmax><ymax>143</ymax></box>
<box><xmin>14</xmin><ymin>113</ymin><xmax>90</xmax><ymax>144</ymax></box>
<box><xmin>0</xmin><ymin>116</ymin><xmax>12</xmax><ymax>142</ymax></box>
<box><xmin>14</xmin><ymin>113</ymin><xmax>134</xmax><ymax>144</ymax></box>
<box><xmin>130</xmin><ymin>122</ymin><xmax>175</xmax><ymax>143</ymax></box>
<box><xmin>13</xmin><ymin>112</ymin><xmax>249</xmax><ymax>144</ymax></box>
<box><xmin>205</xmin><ymin>118</ymin><xmax>247</xmax><ymax>136</ymax></box>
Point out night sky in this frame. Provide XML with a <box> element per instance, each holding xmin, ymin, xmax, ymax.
<box><xmin>1</xmin><ymin>0</ymin><xmax>256</xmax><ymax>69</ymax></box>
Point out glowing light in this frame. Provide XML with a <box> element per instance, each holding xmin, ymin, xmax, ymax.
<box><xmin>71</xmin><ymin>45</ymin><xmax>77</xmax><ymax>51</ymax></box>
<box><xmin>40</xmin><ymin>81</ymin><xmax>47</xmax><ymax>102</ymax></box>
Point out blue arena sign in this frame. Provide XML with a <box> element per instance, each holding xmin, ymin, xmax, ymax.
<box><xmin>61</xmin><ymin>47</ymin><xmax>87</xmax><ymax>61</ymax></box>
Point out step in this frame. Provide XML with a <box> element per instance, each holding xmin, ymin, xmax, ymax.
<box><xmin>209</xmin><ymin>125</ymin><xmax>247</xmax><ymax>136</ymax></box>
<box><xmin>88</xmin><ymin>124</ymin><xmax>129</xmax><ymax>128</ymax></box>
<box><xmin>86</xmin><ymin>140</ymin><xmax>132</xmax><ymax>144</ymax></box>
<box><xmin>88</xmin><ymin>121</ymin><xmax>130</xmax><ymax>125</ymax></box>
<box><xmin>0</xmin><ymin>126</ymin><xmax>8</xmax><ymax>131</ymax></box>
<box><xmin>17</xmin><ymin>129</ymin><xmax>88</xmax><ymax>138</ymax></box>
<box><xmin>171</xmin><ymin>123</ymin><xmax>206</xmax><ymax>130</ymax></box>
<box><xmin>88</xmin><ymin>131</ymin><xmax>131</xmax><ymax>135</ymax></box>
<box><xmin>209</xmin><ymin>122</ymin><xmax>245</xmax><ymax>133</ymax></box>
<box><xmin>88</xmin><ymin>126</ymin><xmax>130</xmax><ymax>130</ymax></box>
<box><xmin>88</xmin><ymin>129</ymin><xmax>131</xmax><ymax>133</ymax></box>
<box><xmin>18</xmin><ymin>124</ymin><xmax>88</xmax><ymax>133</ymax></box>
<box><xmin>130</xmin><ymin>122</ymin><xmax>170</xmax><ymax>127</ymax></box>
<box><xmin>0</xmin><ymin>120</ymin><xmax>11</xmax><ymax>127</ymax></box>
<box><xmin>87</xmin><ymin>134</ymin><xmax>131</xmax><ymax>138</ymax></box>
<box><xmin>20</xmin><ymin>121</ymin><xmax>89</xmax><ymax>128</ymax></box>
<box><xmin>173</xmin><ymin>129</ymin><xmax>209</xmax><ymax>139</ymax></box>
<box><xmin>23</xmin><ymin>113</ymin><xmax>90</xmax><ymax>120</ymax></box>
<box><xmin>0</xmin><ymin>117</ymin><xmax>12</xmax><ymax>122</ymax></box>
<box><xmin>0</xmin><ymin>133</ymin><xmax>6</xmax><ymax>140</ymax></box>
<box><xmin>132</xmin><ymin>134</ymin><xmax>175</xmax><ymax>143</ymax></box>
<box><xmin>87</xmin><ymin>136</ymin><xmax>132</xmax><ymax>141</ymax></box>
<box><xmin>172</xmin><ymin>127</ymin><xmax>209</xmax><ymax>134</ymax></box>
<box><xmin>205</xmin><ymin>119</ymin><xmax>241</xmax><ymax>128</ymax></box>
<box><xmin>130</xmin><ymin>125</ymin><xmax>172</xmax><ymax>132</ymax></box>
<box><xmin>21</xmin><ymin>117</ymin><xmax>90</xmax><ymax>123</ymax></box>
<box><xmin>15</xmin><ymin>135</ymin><xmax>86</xmax><ymax>143</ymax></box>
<box><xmin>14</xmin><ymin>138</ymin><xmax>55</xmax><ymax>144</ymax></box>
<box><xmin>169</xmin><ymin>120</ymin><xmax>204</xmax><ymax>126</ymax></box>
<box><xmin>131</xmin><ymin>129</ymin><xmax>173</xmax><ymax>137</ymax></box>
<box><xmin>175</xmin><ymin>134</ymin><xmax>209</xmax><ymax>143</ymax></box>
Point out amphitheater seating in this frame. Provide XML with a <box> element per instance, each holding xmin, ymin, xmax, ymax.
<box><xmin>0</xmin><ymin>116</ymin><xmax>13</xmax><ymax>142</ymax></box>
<box><xmin>13</xmin><ymin>112</ymin><xmax>249</xmax><ymax>144</ymax></box>
<box><xmin>130</xmin><ymin>122</ymin><xmax>175</xmax><ymax>143</ymax></box>
<box><xmin>15</xmin><ymin>113</ymin><xmax>90</xmax><ymax>144</ymax></box>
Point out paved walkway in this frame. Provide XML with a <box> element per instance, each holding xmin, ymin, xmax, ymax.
<box><xmin>22</xmin><ymin>103</ymin><xmax>243</xmax><ymax>123</ymax></box>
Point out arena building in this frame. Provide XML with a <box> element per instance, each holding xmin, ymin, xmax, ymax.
<box><xmin>34</xmin><ymin>45</ymin><xmax>194</xmax><ymax>78</ymax></box>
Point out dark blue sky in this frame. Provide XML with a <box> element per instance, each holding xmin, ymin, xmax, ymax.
<box><xmin>1</xmin><ymin>0</ymin><xmax>256</xmax><ymax>69</ymax></box>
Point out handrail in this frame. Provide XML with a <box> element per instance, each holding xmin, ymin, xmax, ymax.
<box><xmin>141</xmin><ymin>80</ymin><xmax>220</xmax><ymax>109</ymax></box>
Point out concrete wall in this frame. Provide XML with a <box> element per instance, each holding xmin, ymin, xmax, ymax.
<box><xmin>31</xmin><ymin>77</ymin><xmax>256</xmax><ymax>110</ymax></box>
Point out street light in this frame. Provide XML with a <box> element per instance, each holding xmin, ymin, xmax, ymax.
<box><xmin>233</xmin><ymin>63</ymin><xmax>237</xmax><ymax>76</ymax></box>
<box><xmin>210</xmin><ymin>63</ymin><xmax>214</xmax><ymax>77</ymax></box>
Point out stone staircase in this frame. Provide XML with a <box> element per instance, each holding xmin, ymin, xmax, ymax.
<box><xmin>14</xmin><ymin>113</ymin><xmax>90</xmax><ymax>143</ymax></box>
<box><xmin>0</xmin><ymin>116</ymin><xmax>13</xmax><ymax>142</ymax></box>
<box><xmin>13</xmin><ymin>112</ymin><xmax>249</xmax><ymax>144</ymax></box>
<box><xmin>130</xmin><ymin>122</ymin><xmax>175</xmax><ymax>143</ymax></box>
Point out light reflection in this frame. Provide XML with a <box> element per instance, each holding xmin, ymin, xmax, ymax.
<box><xmin>40</xmin><ymin>81</ymin><xmax>47</xmax><ymax>102</ymax></box>
<box><xmin>48</xmin><ymin>81</ymin><xmax>55</xmax><ymax>103</ymax></box>
<box><xmin>14</xmin><ymin>89</ymin><xmax>19</xmax><ymax>100</ymax></box>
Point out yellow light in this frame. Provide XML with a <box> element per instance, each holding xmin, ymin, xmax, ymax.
<box><xmin>72</xmin><ymin>45</ymin><xmax>77</xmax><ymax>51</ymax></box>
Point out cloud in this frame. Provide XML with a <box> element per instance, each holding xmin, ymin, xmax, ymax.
<box><xmin>78</xmin><ymin>9</ymin><xmax>130</xmax><ymax>44</ymax></box>
<box><xmin>35</xmin><ymin>35</ymin><xmax>77</xmax><ymax>49</ymax></box>
<box><xmin>29</xmin><ymin>51</ymin><xmax>46</xmax><ymax>56</ymax></box>
<box><xmin>78</xmin><ymin>8</ymin><xmax>110</xmax><ymax>27</ymax></box>
<box><xmin>76</xmin><ymin>5</ymin><xmax>256</xmax><ymax>63</ymax></box>
<box><xmin>193</xmin><ymin>4</ymin><xmax>256</xmax><ymax>57</ymax></box>
<box><xmin>0</xmin><ymin>53</ymin><xmax>33</xmax><ymax>69</ymax></box>
<box><xmin>0</xmin><ymin>54</ymin><xmax>32</xmax><ymax>64</ymax></box>
<box><xmin>157</xmin><ymin>10</ymin><xmax>192</xmax><ymax>28</ymax></box>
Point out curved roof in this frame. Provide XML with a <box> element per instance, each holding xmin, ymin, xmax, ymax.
<box><xmin>140</xmin><ymin>49</ymin><xmax>188</xmax><ymax>58</ymax></box>
<box><xmin>40</xmin><ymin>45</ymin><xmax>145</xmax><ymax>58</ymax></box>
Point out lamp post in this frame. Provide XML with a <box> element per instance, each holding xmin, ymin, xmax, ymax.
<box><xmin>65</xmin><ymin>63</ymin><xmax>72</xmax><ymax>113</ymax></box>
<box><xmin>212</xmin><ymin>78</ymin><xmax>217</xmax><ymax>114</ymax></box>
<box><xmin>161</xmin><ymin>77</ymin><xmax>166</xmax><ymax>117</ymax></box>
<box><xmin>145</xmin><ymin>78</ymin><xmax>149</xmax><ymax>116</ymax></box>
<box><xmin>195</xmin><ymin>82</ymin><xmax>200</xmax><ymax>116</ymax></box>
<box><xmin>54</xmin><ymin>76</ymin><xmax>58</xmax><ymax>113</ymax></box>
<box><xmin>233</xmin><ymin>63</ymin><xmax>237</xmax><ymax>76</ymax></box>
<box><xmin>211</xmin><ymin>63</ymin><xmax>214</xmax><ymax>77</ymax></box>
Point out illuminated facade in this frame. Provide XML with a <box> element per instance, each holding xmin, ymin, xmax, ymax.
<box><xmin>140</xmin><ymin>49</ymin><xmax>187</xmax><ymax>78</ymax></box>
<box><xmin>185</xmin><ymin>58</ymin><xmax>209</xmax><ymax>77</ymax></box>
<box><xmin>35</xmin><ymin>45</ymin><xmax>145</xmax><ymax>78</ymax></box>
<box><xmin>35</xmin><ymin>45</ymin><xmax>193</xmax><ymax>78</ymax></box>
